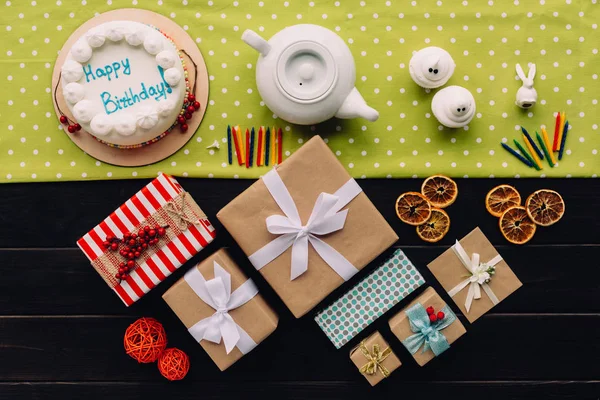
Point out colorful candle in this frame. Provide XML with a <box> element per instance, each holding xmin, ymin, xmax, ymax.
<box><xmin>236</xmin><ymin>125</ymin><xmax>245</xmax><ymax>164</ymax></box>
<box><xmin>257</xmin><ymin>127</ymin><xmax>264</xmax><ymax>166</ymax></box>
<box><xmin>522</xmin><ymin>133</ymin><xmax>543</xmax><ymax>170</ymax></box>
<box><xmin>558</xmin><ymin>120</ymin><xmax>569</xmax><ymax>160</ymax></box>
<box><xmin>232</xmin><ymin>126</ymin><xmax>243</xmax><ymax>166</ymax></box>
<box><xmin>541</xmin><ymin>127</ymin><xmax>557</xmax><ymax>166</ymax></box>
<box><xmin>552</xmin><ymin>112</ymin><xmax>561</xmax><ymax>151</ymax></box>
<box><xmin>245</xmin><ymin>128</ymin><xmax>250</xmax><ymax>168</ymax></box>
<box><xmin>271</xmin><ymin>126</ymin><xmax>277</xmax><ymax>166</ymax></box>
<box><xmin>556</xmin><ymin>112</ymin><xmax>566</xmax><ymax>153</ymax></box>
<box><xmin>521</xmin><ymin>126</ymin><xmax>544</xmax><ymax>160</ymax></box>
<box><xmin>536</xmin><ymin>132</ymin><xmax>554</xmax><ymax>168</ymax></box>
<box><xmin>513</xmin><ymin>139</ymin><xmax>538</xmax><ymax>170</ymax></box>
<box><xmin>501</xmin><ymin>143</ymin><xmax>534</xmax><ymax>168</ymax></box>
<box><xmin>277</xmin><ymin>127</ymin><xmax>283</xmax><ymax>164</ymax></box>
<box><xmin>227</xmin><ymin>125</ymin><xmax>233</xmax><ymax>165</ymax></box>
<box><xmin>249</xmin><ymin>127</ymin><xmax>255</xmax><ymax>167</ymax></box>
<box><xmin>265</xmin><ymin>127</ymin><xmax>271</xmax><ymax>166</ymax></box>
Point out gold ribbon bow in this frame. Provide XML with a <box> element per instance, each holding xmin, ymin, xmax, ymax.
<box><xmin>164</xmin><ymin>192</ymin><xmax>202</xmax><ymax>230</ymax></box>
<box><xmin>358</xmin><ymin>341</ymin><xmax>392</xmax><ymax>378</ymax></box>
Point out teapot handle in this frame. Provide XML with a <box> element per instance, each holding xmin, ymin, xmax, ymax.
<box><xmin>242</xmin><ymin>30</ymin><xmax>271</xmax><ymax>57</ymax></box>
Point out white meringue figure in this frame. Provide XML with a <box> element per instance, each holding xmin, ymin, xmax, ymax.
<box><xmin>156</xmin><ymin>50</ymin><xmax>177</xmax><ymax>69</ymax></box>
<box><xmin>163</xmin><ymin>68</ymin><xmax>182</xmax><ymax>86</ymax></box>
<box><xmin>90</xmin><ymin>114</ymin><xmax>113</xmax><ymax>136</ymax></box>
<box><xmin>63</xmin><ymin>82</ymin><xmax>85</xmax><ymax>104</ymax></box>
<box><xmin>86</xmin><ymin>28</ymin><xmax>106</xmax><ymax>48</ymax></box>
<box><xmin>136</xmin><ymin>105</ymin><xmax>159</xmax><ymax>129</ymax></box>
<box><xmin>114</xmin><ymin>115</ymin><xmax>137</xmax><ymax>136</ymax></box>
<box><xmin>143</xmin><ymin>32</ymin><xmax>163</xmax><ymax>55</ymax></box>
<box><xmin>409</xmin><ymin>46</ymin><xmax>455</xmax><ymax>89</ymax></box>
<box><xmin>431</xmin><ymin>85</ymin><xmax>476</xmax><ymax>128</ymax></box>
<box><xmin>72</xmin><ymin>100</ymin><xmax>95</xmax><ymax>123</ymax></box>
<box><xmin>70</xmin><ymin>39</ymin><xmax>93</xmax><ymax>63</ymax></box>
<box><xmin>156</xmin><ymin>98</ymin><xmax>176</xmax><ymax>117</ymax></box>
<box><xmin>515</xmin><ymin>63</ymin><xmax>537</xmax><ymax>109</ymax></box>
<box><xmin>61</xmin><ymin>59</ymin><xmax>83</xmax><ymax>83</ymax></box>
<box><xmin>105</xmin><ymin>25</ymin><xmax>125</xmax><ymax>42</ymax></box>
<box><xmin>125</xmin><ymin>26</ymin><xmax>146</xmax><ymax>46</ymax></box>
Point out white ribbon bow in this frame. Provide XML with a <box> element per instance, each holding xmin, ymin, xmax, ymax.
<box><xmin>185</xmin><ymin>261</ymin><xmax>258</xmax><ymax>354</ymax></box>
<box><xmin>248</xmin><ymin>169</ymin><xmax>362</xmax><ymax>281</ymax></box>
<box><xmin>447</xmin><ymin>241</ymin><xmax>503</xmax><ymax>313</ymax></box>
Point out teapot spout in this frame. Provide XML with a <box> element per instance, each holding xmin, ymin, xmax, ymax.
<box><xmin>335</xmin><ymin>88</ymin><xmax>379</xmax><ymax>122</ymax></box>
<box><xmin>242</xmin><ymin>29</ymin><xmax>271</xmax><ymax>57</ymax></box>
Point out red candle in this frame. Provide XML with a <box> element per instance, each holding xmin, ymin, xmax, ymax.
<box><xmin>552</xmin><ymin>112</ymin><xmax>561</xmax><ymax>152</ymax></box>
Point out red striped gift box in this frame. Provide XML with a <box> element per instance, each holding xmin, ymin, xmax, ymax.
<box><xmin>77</xmin><ymin>174</ymin><xmax>216</xmax><ymax>306</ymax></box>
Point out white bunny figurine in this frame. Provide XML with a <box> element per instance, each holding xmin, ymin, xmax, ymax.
<box><xmin>515</xmin><ymin>63</ymin><xmax>538</xmax><ymax>109</ymax></box>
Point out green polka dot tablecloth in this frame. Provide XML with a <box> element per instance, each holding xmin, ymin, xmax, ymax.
<box><xmin>314</xmin><ymin>248</ymin><xmax>425</xmax><ymax>349</ymax></box>
<box><xmin>1</xmin><ymin>0</ymin><xmax>598</xmax><ymax>183</ymax></box>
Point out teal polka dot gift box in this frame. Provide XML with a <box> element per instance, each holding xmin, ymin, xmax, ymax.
<box><xmin>314</xmin><ymin>249</ymin><xmax>425</xmax><ymax>349</ymax></box>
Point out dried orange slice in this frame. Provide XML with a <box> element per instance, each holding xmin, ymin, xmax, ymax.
<box><xmin>525</xmin><ymin>189</ymin><xmax>565</xmax><ymax>226</ymax></box>
<box><xmin>416</xmin><ymin>208</ymin><xmax>450</xmax><ymax>243</ymax></box>
<box><xmin>499</xmin><ymin>206</ymin><xmax>537</xmax><ymax>245</ymax></box>
<box><xmin>421</xmin><ymin>175</ymin><xmax>458</xmax><ymax>208</ymax></box>
<box><xmin>485</xmin><ymin>185</ymin><xmax>522</xmax><ymax>218</ymax></box>
<box><xmin>395</xmin><ymin>192</ymin><xmax>432</xmax><ymax>226</ymax></box>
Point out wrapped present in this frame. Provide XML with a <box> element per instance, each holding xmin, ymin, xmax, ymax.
<box><xmin>389</xmin><ymin>287</ymin><xmax>466</xmax><ymax>366</ymax></box>
<box><xmin>427</xmin><ymin>227</ymin><xmax>523</xmax><ymax>323</ymax></box>
<box><xmin>162</xmin><ymin>248</ymin><xmax>278</xmax><ymax>371</ymax></box>
<box><xmin>77</xmin><ymin>173</ymin><xmax>216</xmax><ymax>306</ymax></box>
<box><xmin>217</xmin><ymin>136</ymin><xmax>398</xmax><ymax>318</ymax></box>
<box><xmin>349</xmin><ymin>331</ymin><xmax>401</xmax><ymax>386</ymax></box>
<box><xmin>315</xmin><ymin>249</ymin><xmax>425</xmax><ymax>348</ymax></box>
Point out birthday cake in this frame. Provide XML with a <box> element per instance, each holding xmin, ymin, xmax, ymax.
<box><xmin>60</xmin><ymin>21</ymin><xmax>194</xmax><ymax>148</ymax></box>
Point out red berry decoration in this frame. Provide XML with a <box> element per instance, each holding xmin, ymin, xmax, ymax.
<box><xmin>193</xmin><ymin>101</ymin><xmax>200</xmax><ymax>110</ymax></box>
<box><xmin>158</xmin><ymin>347</ymin><xmax>190</xmax><ymax>381</ymax></box>
<box><xmin>157</xmin><ymin>227</ymin><xmax>166</xmax><ymax>237</ymax></box>
<box><xmin>186</xmin><ymin>105</ymin><xmax>195</xmax><ymax>114</ymax></box>
<box><xmin>59</xmin><ymin>115</ymin><xmax>68</xmax><ymax>124</ymax></box>
<box><xmin>180</xmin><ymin>123</ymin><xmax>189</xmax><ymax>133</ymax></box>
<box><xmin>142</xmin><ymin>243</ymin><xmax>148</xmax><ymax>250</ymax></box>
<box><xmin>75</xmin><ymin>123</ymin><xmax>82</xmax><ymax>131</ymax></box>
<box><xmin>429</xmin><ymin>314</ymin><xmax>438</xmax><ymax>323</ymax></box>
<box><xmin>144</xmin><ymin>226</ymin><xmax>151</xmax><ymax>232</ymax></box>
<box><xmin>110</xmin><ymin>242</ymin><xmax>119</xmax><ymax>251</ymax></box>
<box><xmin>437</xmin><ymin>311</ymin><xmax>445</xmax><ymax>321</ymax></box>
<box><xmin>426</xmin><ymin>306</ymin><xmax>435</xmax><ymax>315</ymax></box>
<box><xmin>120</xmin><ymin>250</ymin><xmax>128</xmax><ymax>257</ymax></box>
<box><xmin>106</xmin><ymin>235</ymin><xmax>115</xmax><ymax>242</ymax></box>
<box><xmin>184</xmin><ymin>112</ymin><xmax>192</xmax><ymax>120</ymax></box>
<box><xmin>134</xmin><ymin>251</ymin><xmax>141</xmax><ymax>258</ymax></box>
<box><xmin>67</xmin><ymin>125</ymin><xmax>76</xmax><ymax>133</ymax></box>
<box><xmin>177</xmin><ymin>115</ymin><xmax>186</xmax><ymax>124</ymax></box>
<box><xmin>148</xmin><ymin>229</ymin><xmax>157</xmax><ymax>237</ymax></box>
<box><xmin>187</xmin><ymin>94</ymin><xmax>196</xmax><ymax>103</ymax></box>
<box><xmin>103</xmin><ymin>240</ymin><xmax>110</xmax><ymax>248</ymax></box>
<box><xmin>127</xmin><ymin>260</ymin><xmax>135</xmax><ymax>268</ymax></box>
<box><xmin>124</xmin><ymin>317</ymin><xmax>167</xmax><ymax>364</ymax></box>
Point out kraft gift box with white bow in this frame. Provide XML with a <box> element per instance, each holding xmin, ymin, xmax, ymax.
<box><xmin>162</xmin><ymin>248</ymin><xmax>278</xmax><ymax>371</ymax></box>
<box><xmin>389</xmin><ymin>287</ymin><xmax>466</xmax><ymax>367</ymax></box>
<box><xmin>427</xmin><ymin>227</ymin><xmax>523</xmax><ymax>323</ymax></box>
<box><xmin>217</xmin><ymin>135</ymin><xmax>398</xmax><ymax>318</ymax></box>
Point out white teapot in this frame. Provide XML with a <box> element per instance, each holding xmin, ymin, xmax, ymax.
<box><xmin>242</xmin><ymin>25</ymin><xmax>379</xmax><ymax>125</ymax></box>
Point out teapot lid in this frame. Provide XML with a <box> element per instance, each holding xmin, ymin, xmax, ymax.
<box><xmin>276</xmin><ymin>41</ymin><xmax>337</xmax><ymax>103</ymax></box>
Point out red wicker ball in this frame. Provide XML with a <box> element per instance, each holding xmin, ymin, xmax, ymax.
<box><xmin>158</xmin><ymin>347</ymin><xmax>190</xmax><ymax>381</ymax></box>
<box><xmin>124</xmin><ymin>317</ymin><xmax>168</xmax><ymax>363</ymax></box>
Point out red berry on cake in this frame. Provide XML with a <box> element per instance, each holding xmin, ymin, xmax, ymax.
<box><xmin>67</xmin><ymin>125</ymin><xmax>76</xmax><ymax>133</ymax></box>
<box><xmin>193</xmin><ymin>101</ymin><xmax>200</xmax><ymax>110</ymax></box>
<box><xmin>59</xmin><ymin>115</ymin><xmax>68</xmax><ymax>124</ymax></box>
<box><xmin>188</xmin><ymin>94</ymin><xmax>196</xmax><ymax>103</ymax></box>
<box><xmin>184</xmin><ymin>112</ymin><xmax>192</xmax><ymax>120</ymax></box>
<box><xmin>186</xmin><ymin>105</ymin><xmax>195</xmax><ymax>114</ymax></box>
<box><xmin>75</xmin><ymin>123</ymin><xmax>82</xmax><ymax>131</ymax></box>
<box><xmin>180</xmin><ymin>123</ymin><xmax>189</xmax><ymax>132</ymax></box>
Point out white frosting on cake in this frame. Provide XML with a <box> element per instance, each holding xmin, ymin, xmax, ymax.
<box><xmin>90</xmin><ymin>114</ymin><xmax>113</xmax><ymax>136</ymax></box>
<box><xmin>86</xmin><ymin>28</ymin><xmax>106</xmax><ymax>48</ymax></box>
<box><xmin>63</xmin><ymin>82</ymin><xmax>85</xmax><ymax>104</ymax></box>
<box><xmin>60</xmin><ymin>21</ymin><xmax>186</xmax><ymax>147</ymax></box>
<box><xmin>61</xmin><ymin>60</ymin><xmax>84</xmax><ymax>83</ymax></box>
<box><xmin>164</xmin><ymin>68</ymin><xmax>182</xmax><ymax>86</ymax></box>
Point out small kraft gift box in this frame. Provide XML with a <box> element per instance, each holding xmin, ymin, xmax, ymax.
<box><xmin>389</xmin><ymin>287</ymin><xmax>466</xmax><ymax>367</ymax></box>
<box><xmin>162</xmin><ymin>248</ymin><xmax>279</xmax><ymax>371</ymax></box>
<box><xmin>77</xmin><ymin>173</ymin><xmax>216</xmax><ymax>306</ymax></box>
<box><xmin>315</xmin><ymin>248</ymin><xmax>425</xmax><ymax>349</ymax></box>
<box><xmin>217</xmin><ymin>135</ymin><xmax>398</xmax><ymax>318</ymax></box>
<box><xmin>427</xmin><ymin>227</ymin><xmax>523</xmax><ymax>323</ymax></box>
<box><xmin>349</xmin><ymin>331</ymin><xmax>401</xmax><ymax>386</ymax></box>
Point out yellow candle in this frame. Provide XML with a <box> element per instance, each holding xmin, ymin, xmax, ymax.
<box><xmin>523</xmin><ymin>134</ymin><xmax>543</xmax><ymax>170</ymax></box>
<box><xmin>236</xmin><ymin>125</ymin><xmax>245</xmax><ymax>163</ymax></box>
<box><xmin>541</xmin><ymin>127</ymin><xmax>557</xmax><ymax>166</ymax></box>
<box><xmin>271</xmin><ymin>126</ymin><xmax>277</xmax><ymax>165</ymax></box>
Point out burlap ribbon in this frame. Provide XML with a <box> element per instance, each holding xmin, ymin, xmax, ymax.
<box><xmin>358</xmin><ymin>341</ymin><xmax>392</xmax><ymax>378</ymax></box>
<box><xmin>92</xmin><ymin>191</ymin><xmax>206</xmax><ymax>287</ymax></box>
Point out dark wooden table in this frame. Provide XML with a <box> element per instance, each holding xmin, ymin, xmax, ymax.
<box><xmin>0</xmin><ymin>177</ymin><xmax>598</xmax><ymax>399</ymax></box>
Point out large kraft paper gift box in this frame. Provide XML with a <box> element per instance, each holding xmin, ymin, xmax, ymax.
<box><xmin>389</xmin><ymin>287</ymin><xmax>466</xmax><ymax>367</ymax></box>
<box><xmin>427</xmin><ymin>227</ymin><xmax>523</xmax><ymax>323</ymax></box>
<box><xmin>217</xmin><ymin>136</ymin><xmax>398</xmax><ymax>318</ymax></box>
<box><xmin>163</xmin><ymin>248</ymin><xmax>278</xmax><ymax>371</ymax></box>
